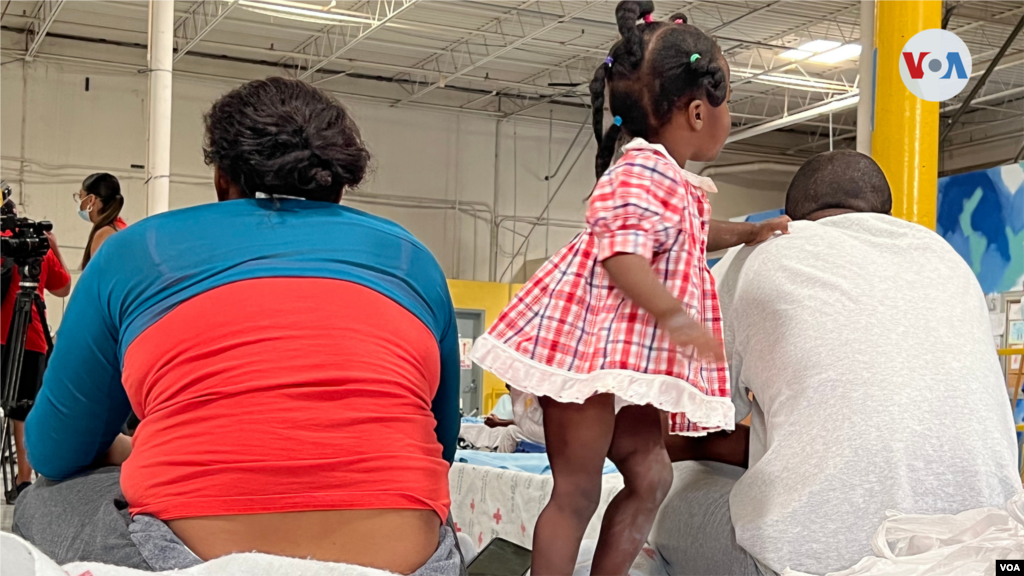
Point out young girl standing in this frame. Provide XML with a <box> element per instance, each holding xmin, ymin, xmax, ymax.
<box><xmin>471</xmin><ymin>2</ymin><xmax>788</xmax><ymax>574</ymax></box>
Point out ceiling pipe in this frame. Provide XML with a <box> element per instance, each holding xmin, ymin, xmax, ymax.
<box><xmin>698</xmin><ymin>162</ymin><xmax>801</xmax><ymax>178</ymax></box>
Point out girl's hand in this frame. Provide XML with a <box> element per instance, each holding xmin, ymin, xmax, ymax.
<box><xmin>662</xmin><ymin>312</ymin><xmax>726</xmax><ymax>362</ymax></box>
<box><xmin>748</xmin><ymin>215</ymin><xmax>791</xmax><ymax>245</ymax></box>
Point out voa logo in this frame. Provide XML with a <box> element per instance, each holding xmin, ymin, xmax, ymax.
<box><xmin>998</xmin><ymin>560</ymin><xmax>1024</xmax><ymax>574</ymax></box>
<box><xmin>899</xmin><ymin>28</ymin><xmax>972</xmax><ymax>102</ymax></box>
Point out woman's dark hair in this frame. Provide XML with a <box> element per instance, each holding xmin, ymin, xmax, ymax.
<box><xmin>80</xmin><ymin>172</ymin><xmax>123</xmax><ymax>269</ymax></box>
<box><xmin>203</xmin><ymin>77</ymin><xmax>370</xmax><ymax>202</ymax></box>
<box><xmin>590</xmin><ymin>1</ymin><xmax>728</xmax><ymax>178</ymax></box>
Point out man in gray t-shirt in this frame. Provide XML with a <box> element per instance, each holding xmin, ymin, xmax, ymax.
<box><xmin>651</xmin><ymin>151</ymin><xmax>1021</xmax><ymax>576</ymax></box>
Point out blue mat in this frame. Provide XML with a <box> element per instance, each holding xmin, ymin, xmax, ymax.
<box><xmin>454</xmin><ymin>450</ymin><xmax>618</xmax><ymax>475</ymax></box>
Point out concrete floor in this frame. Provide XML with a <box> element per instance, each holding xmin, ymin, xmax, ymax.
<box><xmin>2</xmin><ymin>502</ymin><xmax>13</xmax><ymax>532</ymax></box>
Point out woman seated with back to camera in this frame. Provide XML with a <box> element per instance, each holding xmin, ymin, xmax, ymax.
<box><xmin>14</xmin><ymin>77</ymin><xmax>461</xmax><ymax>575</ymax></box>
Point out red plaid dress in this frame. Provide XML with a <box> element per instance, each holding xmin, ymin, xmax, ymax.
<box><xmin>471</xmin><ymin>139</ymin><xmax>733</xmax><ymax>435</ymax></box>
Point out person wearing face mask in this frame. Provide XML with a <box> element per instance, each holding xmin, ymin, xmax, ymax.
<box><xmin>75</xmin><ymin>173</ymin><xmax>126</xmax><ymax>270</ymax></box>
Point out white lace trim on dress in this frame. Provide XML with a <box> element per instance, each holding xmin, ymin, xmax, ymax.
<box><xmin>470</xmin><ymin>333</ymin><xmax>735</xmax><ymax>433</ymax></box>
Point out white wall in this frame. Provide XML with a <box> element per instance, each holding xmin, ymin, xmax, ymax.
<box><xmin>1</xmin><ymin>31</ymin><xmax>790</xmax><ymax>329</ymax></box>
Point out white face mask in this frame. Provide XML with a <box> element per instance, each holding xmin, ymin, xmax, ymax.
<box><xmin>78</xmin><ymin>195</ymin><xmax>94</xmax><ymax>222</ymax></box>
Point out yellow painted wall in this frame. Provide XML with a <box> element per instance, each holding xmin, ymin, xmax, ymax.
<box><xmin>447</xmin><ymin>280</ymin><xmax>522</xmax><ymax>414</ymax></box>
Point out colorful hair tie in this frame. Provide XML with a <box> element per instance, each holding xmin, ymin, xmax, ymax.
<box><xmin>674</xmin><ymin>18</ymin><xmax>684</xmax><ymax>24</ymax></box>
<box><xmin>690</xmin><ymin>53</ymin><xmax>701</xmax><ymax>63</ymax></box>
<box><xmin>613</xmin><ymin>116</ymin><xmax>623</xmax><ymax>126</ymax></box>
<box><xmin>604</xmin><ymin>56</ymin><xmax>614</xmax><ymax>66</ymax></box>
<box><xmin>643</xmin><ymin>14</ymin><xmax>653</xmax><ymax>23</ymax></box>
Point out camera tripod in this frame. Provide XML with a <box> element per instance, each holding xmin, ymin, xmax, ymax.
<box><xmin>1</xmin><ymin>257</ymin><xmax>53</xmax><ymax>504</ymax></box>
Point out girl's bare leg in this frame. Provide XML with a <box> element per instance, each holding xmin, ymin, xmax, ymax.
<box><xmin>531</xmin><ymin>394</ymin><xmax>616</xmax><ymax>576</ymax></box>
<box><xmin>591</xmin><ymin>405</ymin><xmax>674</xmax><ymax>575</ymax></box>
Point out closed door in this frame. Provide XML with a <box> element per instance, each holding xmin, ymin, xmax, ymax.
<box><xmin>455</xmin><ymin>309</ymin><xmax>485</xmax><ymax>416</ymax></box>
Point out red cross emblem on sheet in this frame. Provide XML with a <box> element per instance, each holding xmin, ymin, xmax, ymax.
<box><xmin>478</xmin><ymin>532</ymin><xmax>484</xmax><ymax>547</ymax></box>
<box><xmin>493</xmin><ymin>508</ymin><xmax>502</xmax><ymax>525</ymax></box>
<box><xmin>520</xmin><ymin>521</ymin><xmax>527</xmax><ymax>537</ymax></box>
<box><xmin>453</xmin><ymin>521</ymin><xmax>461</xmax><ymax>533</ymax></box>
<box><xmin>470</xmin><ymin>499</ymin><xmax>475</xmax><ymax>513</ymax></box>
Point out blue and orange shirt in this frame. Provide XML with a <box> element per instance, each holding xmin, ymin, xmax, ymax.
<box><xmin>26</xmin><ymin>198</ymin><xmax>459</xmax><ymax>520</ymax></box>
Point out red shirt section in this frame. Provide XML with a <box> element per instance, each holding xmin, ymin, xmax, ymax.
<box><xmin>1</xmin><ymin>249</ymin><xmax>71</xmax><ymax>352</ymax></box>
<box><xmin>120</xmin><ymin>278</ymin><xmax>450</xmax><ymax>521</ymax></box>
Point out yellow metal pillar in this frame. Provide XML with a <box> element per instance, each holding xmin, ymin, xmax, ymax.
<box><xmin>872</xmin><ymin>0</ymin><xmax>941</xmax><ymax>229</ymax></box>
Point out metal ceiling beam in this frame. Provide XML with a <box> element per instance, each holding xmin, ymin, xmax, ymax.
<box><xmin>941</xmin><ymin>86</ymin><xmax>1024</xmax><ymax>113</ymax></box>
<box><xmin>724</xmin><ymin>2</ymin><xmax>860</xmax><ymax>55</ymax></box>
<box><xmin>940</xmin><ymin>12</ymin><xmax>1024</xmax><ymax>141</ymax></box>
<box><xmin>297</xmin><ymin>0</ymin><xmax>420</xmax><ymax>80</ymax></box>
<box><xmin>503</xmin><ymin>88</ymin><xmax>583</xmax><ymax>119</ymax></box>
<box><xmin>24</xmin><ymin>0</ymin><xmax>65</xmax><ymax>61</ymax></box>
<box><xmin>499</xmin><ymin>1</ymin><xmax>656</xmax><ymax>101</ymax></box>
<box><xmin>950</xmin><ymin>5</ymin><xmax>1024</xmax><ymax>35</ymax></box>
<box><xmin>173</xmin><ymin>0</ymin><xmax>238</xmax><ymax>63</ymax></box>
<box><xmin>394</xmin><ymin>1</ymin><xmax>603</xmax><ymax>107</ymax></box>
<box><xmin>710</xmin><ymin>1</ymin><xmax>781</xmax><ymax>34</ymax></box>
<box><xmin>726</xmin><ymin>92</ymin><xmax>860</xmax><ymax>144</ymax></box>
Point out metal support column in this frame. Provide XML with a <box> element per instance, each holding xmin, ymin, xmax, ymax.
<box><xmin>872</xmin><ymin>0</ymin><xmax>941</xmax><ymax>229</ymax></box>
<box><xmin>856</xmin><ymin>0</ymin><xmax>875</xmax><ymax>155</ymax></box>
<box><xmin>146</xmin><ymin>0</ymin><xmax>174</xmax><ymax>216</ymax></box>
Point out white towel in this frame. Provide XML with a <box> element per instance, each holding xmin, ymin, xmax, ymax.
<box><xmin>1</xmin><ymin>532</ymin><xmax>396</xmax><ymax>576</ymax></box>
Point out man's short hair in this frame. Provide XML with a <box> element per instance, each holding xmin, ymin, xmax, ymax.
<box><xmin>785</xmin><ymin>151</ymin><xmax>893</xmax><ymax>221</ymax></box>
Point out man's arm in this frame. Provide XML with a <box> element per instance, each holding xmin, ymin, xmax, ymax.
<box><xmin>664</xmin><ymin>425</ymin><xmax>750</xmax><ymax>469</ymax></box>
<box><xmin>484</xmin><ymin>415</ymin><xmax>515</xmax><ymax>428</ymax></box>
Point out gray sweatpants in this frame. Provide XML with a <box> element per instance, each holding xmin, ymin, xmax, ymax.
<box><xmin>650</xmin><ymin>461</ymin><xmax>768</xmax><ymax>576</ymax></box>
<box><xmin>14</xmin><ymin>467</ymin><xmax>465</xmax><ymax>575</ymax></box>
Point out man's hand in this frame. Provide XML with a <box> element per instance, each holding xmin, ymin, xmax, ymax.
<box><xmin>748</xmin><ymin>215</ymin><xmax>791</xmax><ymax>245</ymax></box>
<box><xmin>662</xmin><ymin>312</ymin><xmax>726</xmax><ymax>363</ymax></box>
<box><xmin>484</xmin><ymin>415</ymin><xmax>513</xmax><ymax>428</ymax></box>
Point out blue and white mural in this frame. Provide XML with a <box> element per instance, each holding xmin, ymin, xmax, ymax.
<box><xmin>938</xmin><ymin>162</ymin><xmax>1024</xmax><ymax>294</ymax></box>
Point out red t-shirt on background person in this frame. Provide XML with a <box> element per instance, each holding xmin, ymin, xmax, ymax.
<box><xmin>1</xmin><ymin>248</ymin><xmax>71</xmax><ymax>353</ymax></box>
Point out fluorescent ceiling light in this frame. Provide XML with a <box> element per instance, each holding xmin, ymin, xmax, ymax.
<box><xmin>809</xmin><ymin>43</ymin><xmax>861</xmax><ymax>64</ymax></box>
<box><xmin>779</xmin><ymin>48</ymin><xmax>813</xmax><ymax>59</ymax></box>
<box><xmin>798</xmin><ymin>40</ymin><xmax>842</xmax><ymax>53</ymax></box>
<box><xmin>780</xmin><ymin>40</ymin><xmax>860</xmax><ymax>63</ymax></box>
<box><xmin>238</xmin><ymin>0</ymin><xmax>371</xmax><ymax>24</ymax></box>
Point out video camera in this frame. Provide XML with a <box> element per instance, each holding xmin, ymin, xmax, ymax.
<box><xmin>1</xmin><ymin>180</ymin><xmax>52</xmax><ymax>262</ymax></box>
<box><xmin>1</xmin><ymin>179</ymin><xmax>57</xmax><ymax>504</ymax></box>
